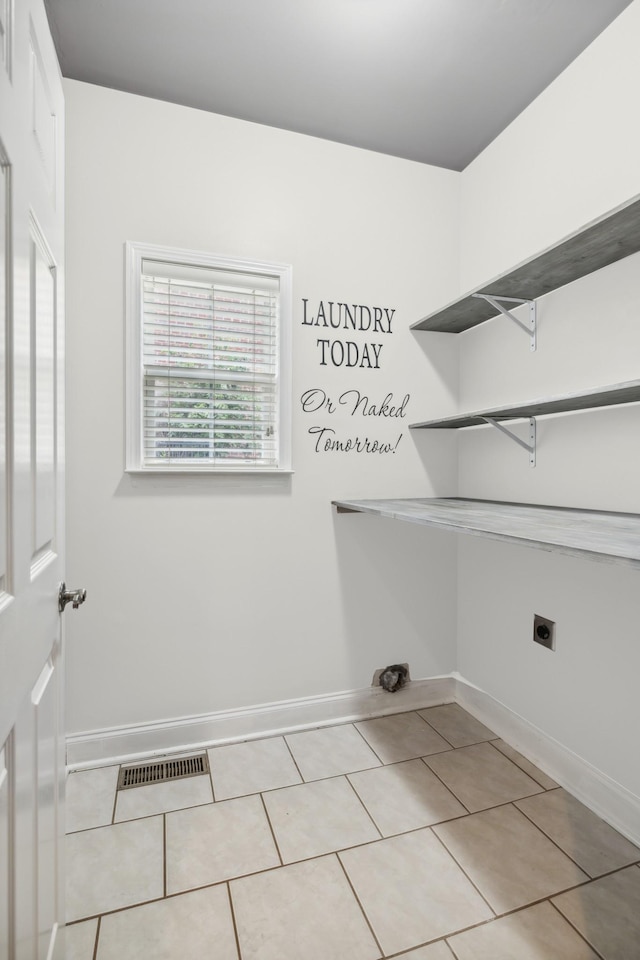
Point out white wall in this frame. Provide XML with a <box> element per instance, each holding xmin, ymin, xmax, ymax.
<box><xmin>65</xmin><ymin>0</ymin><xmax>640</xmax><ymax>807</ymax></box>
<box><xmin>64</xmin><ymin>81</ymin><xmax>460</xmax><ymax>736</ymax></box>
<box><xmin>460</xmin><ymin>0</ymin><xmax>640</xmax><ymax>292</ymax></box>
<box><xmin>456</xmin><ymin>0</ymin><xmax>640</xmax><ymax>796</ymax></box>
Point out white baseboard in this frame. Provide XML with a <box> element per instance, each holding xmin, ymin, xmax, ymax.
<box><xmin>66</xmin><ymin>672</ymin><xmax>640</xmax><ymax>847</ymax></box>
<box><xmin>453</xmin><ymin>674</ymin><xmax>640</xmax><ymax>847</ymax></box>
<box><xmin>66</xmin><ymin>675</ymin><xmax>456</xmax><ymax>770</ymax></box>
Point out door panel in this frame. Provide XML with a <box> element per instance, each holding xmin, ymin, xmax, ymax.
<box><xmin>0</xmin><ymin>154</ymin><xmax>7</xmax><ymax>600</ymax></box>
<box><xmin>30</xmin><ymin>35</ymin><xmax>57</xmax><ymax>194</ymax></box>
<box><xmin>30</xmin><ymin>223</ymin><xmax>56</xmax><ymax>572</ymax></box>
<box><xmin>0</xmin><ymin>0</ymin><xmax>65</xmax><ymax>957</ymax></box>
<box><xmin>0</xmin><ymin>740</ymin><xmax>11</xmax><ymax>960</ymax></box>
<box><xmin>32</xmin><ymin>656</ymin><xmax>60</xmax><ymax>960</ymax></box>
<box><xmin>13</xmin><ymin>694</ymin><xmax>36</xmax><ymax>960</ymax></box>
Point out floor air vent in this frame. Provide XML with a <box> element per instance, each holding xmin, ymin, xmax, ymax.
<box><xmin>118</xmin><ymin>753</ymin><xmax>209</xmax><ymax>790</ymax></box>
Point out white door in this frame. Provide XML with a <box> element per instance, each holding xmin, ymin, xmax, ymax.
<box><xmin>0</xmin><ymin>0</ymin><xmax>68</xmax><ymax>958</ymax></box>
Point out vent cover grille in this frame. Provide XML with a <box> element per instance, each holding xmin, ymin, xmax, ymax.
<box><xmin>118</xmin><ymin>753</ymin><xmax>209</xmax><ymax>790</ymax></box>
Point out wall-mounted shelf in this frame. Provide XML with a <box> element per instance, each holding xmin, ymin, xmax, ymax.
<box><xmin>332</xmin><ymin>498</ymin><xmax>640</xmax><ymax>570</ymax></box>
<box><xmin>340</xmin><ymin>201</ymin><xmax>640</xmax><ymax>569</ymax></box>
<box><xmin>410</xmin><ymin>379</ymin><xmax>640</xmax><ymax>430</ymax></box>
<box><xmin>411</xmin><ymin>196</ymin><xmax>640</xmax><ymax>334</ymax></box>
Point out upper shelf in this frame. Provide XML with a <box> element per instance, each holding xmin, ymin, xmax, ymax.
<box><xmin>332</xmin><ymin>498</ymin><xmax>640</xmax><ymax>570</ymax></box>
<box><xmin>410</xmin><ymin>379</ymin><xmax>640</xmax><ymax>430</ymax></box>
<box><xmin>411</xmin><ymin>195</ymin><xmax>640</xmax><ymax>334</ymax></box>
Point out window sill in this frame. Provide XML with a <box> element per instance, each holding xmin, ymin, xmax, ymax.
<box><xmin>125</xmin><ymin>467</ymin><xmax>294</xmax><ymax>476</ymax></box>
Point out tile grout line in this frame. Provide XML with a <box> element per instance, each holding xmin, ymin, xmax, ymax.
<box><xmin>110</xmin><ymin>768</ymin><xmax>120</xmax><ymax>824</ymax></box>
<box><xmin>414</xmin><ymin>707</ymin><xmax>460</xmax><ymax>748</ymax></box>
<box><xmin>431</xmin><ymin>801</ymin><xmax>625</xmax><ymax>919</ymax></box>
<box><xmin>513</xmin><ymin>800</ymin><xmax>590</xmax><ymax>875</ymax></box>
<box><xmin>349</xmin><ymin>720</ymin><xmax>387</xmax><ymax>766</ymax></box>
<box><xmin>546</xmin><ymin>898</ymin><xmax>607</xmax><ymax>960</ymax></box>
<box><xmin>414</xmin><ymin>705</ymin><xmax>501</xmax><ymax>751</ymax></box>
<box><xmin>418</xmin><ymin>756</ymin><xmax>472</xmax><ymax>815</ymax></box>
<box><xmin>558</xmin><ymin>860</ymin><xmax>640</xmax><ymax>888</ymax></box>
<box><xmin>385</xmin><ymin>938</ymin><xmax>459</xmax><ymax>960</ymax></box>
<box><xmin>461</xmin><ymin>863</ymin><xmax>640</xmax><ymax>927</ymax></box>
<box><xmin>426</xmin><ymin>739</ymin><xmax>546</xmax><ymax>798</ymax></box>
<box><xmin>67</xmin><ymin>727</ymin><xmax>516</xmax><ymax>834</ymax></box>
<box><xmin>419</xmin><ymin>755</ymin><xmax>565</xmax><ymax>820</ymax></box>
<box><xmin>258</xmin><ymin>792</ymin><xmax>284</xmax><ymax>867</ymax></box>
<box><xmin>67</xmin><ymin>789</ymin><xmax>214</xmax><ymax>833</ymax></box>
<box><xmin>511</xmin><ymin>797</ymin><xmax>633</xmax><ymax>881</ymax></box>
<box><xmin>157</xmin><ymin>857</ymin><xmax>626</xmax><ymax>956</ymax></box>
<box><xmin>487</xmin><ymin>887</ymin><xmax>596</xmax><ymax>921</ymax></box>
<box><xmin>334</xmin><ymin>852</ymin><xmax>385</xmax><ymax>958</ymax></box>
<box><xmin>74</xmin><ymin>789</ymin><xmax>600</xmax><ymax>927</ymax></box>
<box><xmin>163</xmin><ymin>813</ymin><xmax>167</xmax><ymax>899</ymax></box>
<box><xmin>486</xmin><ymin>738</ymin><xmax>558</xmax><ymax>791</ymax></box>
<box><xmin>281</xmin><ymin>734</ymin><xmax>305</xmax><ymax>783</ymax></box>
<box><xmin>488</xmin><ymin>737</ymin><xmax>560</xmax><ymax>793</ymax></box>
<box><xmin>344</xmin><ymin>774</ymin><xmax>384</xmax><ymax>840</ymax></box>
<box><xmin>83</xmin><ymin>803</ymin><xmax>598</xmax><ymax>928</ymax></box>
<box><xmin>207</xmin><ymin>752</ymin><xmax>217</xmax><ymax>802</ymax></box>
<box><xmin>428</xmin><ymin>825</ymin><xmax>497</xmax><ymax>919</ymax></box>
<box><xmin>445</xmin><ymin>936</ymin><xmax>463</xmax><ymax>960</ymax></box>
<box><xmin>225</xmin><ymin>882</ymin><xmax>243</xmax><ymax>960</ymax></box>
<box><xmin>91</xmin><ymin>915</ymin><xmax>101</xmax><ymax>960</ymax></box>
<box><xmin>352</xmin><ymin>711</ymin><xmax>462</xmax><ymax>767</ymax></box>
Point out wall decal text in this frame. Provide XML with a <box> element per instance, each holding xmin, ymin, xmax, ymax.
<box><xmin>308</xmin><ymin>427</ymin><xmax>403</xmax><ymax>455</ymax></box>
<box><xmin>302</xmin><ymin>298</ymin><xmax>395</xmax><ymax>369</ymax></box>
<box><xmin>300</xmin><ymin>388</ymin><xmax>410</xmax><ymax>455</ymax></box>
<box><xmin>300</xmin><ymin>388</ymin><xmax>409</xmax><ymax>419</ymax></box>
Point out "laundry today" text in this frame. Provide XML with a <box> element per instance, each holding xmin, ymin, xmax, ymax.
<box><xmin>302</xmin><ymin>299</ymin><xmax>395</xmax><ymax>333</ymax></box>
<box><xmin>302</xmin><ymin>298</ymin><xmax>396</xmax><ymax>368</ymax></box>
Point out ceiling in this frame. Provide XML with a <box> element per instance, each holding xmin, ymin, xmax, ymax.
<box><xmin>45</xmin><ymin>0</ymin><xmax>632</xmax><ymax>171</ymax></box>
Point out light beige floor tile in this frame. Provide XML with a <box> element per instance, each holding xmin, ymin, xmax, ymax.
<box><xmin>434</xmin><ymin>805</ymin><xmax>588</xmax><ymax>914</ymax></box>
<box><xmin>491</xmin><ymin>740</ymin><xmax>558</xmax><ymax>789</ymax></box>
<box><xmin>263</xmin><ymin>775</ymin><xmax>379</xmax><ymax>863</ymax></box>
<box><xmin>230</xmin><ymin>855</ymin><xmax>380</xmax><ymax>960</ymax></box>
<box><xmin>355</xmin><ymin>712</ymin><xmax>451</xmax><ymax>763</ymax></box>
<box><xmin>340</xmin><ymin>828</ymin><xmax>493</xmax><ymax>955</ymax></box>
<box><xmin>97</xmin><ymin>884</ymin><xmax>238</xmax><ymax>960</ymax></box>
<box><xmin>394</xmin><ymin>942</ymin><xmax>455</xmax><ymax>959</ymax></box>
<box><xmin>115</xmin><ymin>774</ymin><xmax>213</xmax><ymax>822</ymax></box>
<box><xmin>418</xmin><ymin>704</ymin><xmax>496</xmax><ymax>747</ymax></box>
<box><xmin>66</xmin><ymin>817</ymin><xmax>164</xmax><ymax>922</ymax></box>
<box><xmin>515</xmin><ymin>789</ymin><xmax>640</xmax><ymax>877</ymax></box>
<box><xmin>66</xmin><ymin>918</ymin><xmax>98</xmax><ymax>960</ymax></box>
<box><xmin>425</xmin><ymin>741</ymin><xmax>543</xmax><ymax>812</ymax></box>
<box><xmin>285</xmin><ymin>724</ymin><xmax>382</xmax><ymax>781</ymax></box>
<box><xmin>348</xmin><ymin>759</ymin><xmax>466</xmax><ymax>836</ymax></box>
<box><xmin>208</xmin><ymin>736</ymin><xmax>302</xmax><ymax>800</ymax></box>
<box><xmin>165</xmin><ymin>793</ymin><xmax>279</xmax><ymax>894</ymax></box>
<box><xmin>66</xmin><ymin>766</ymin><xmax>119</xmax><ymax>833</ymax></box>
<box><xmin>553</xmin><ymin>865</ymin><xmax>640</xmax><ymax>960</ymax></box>
<box><xmin>447</xmin><ymin>901</ymin><xmax>600</xmax><ymax>959</ymax></box>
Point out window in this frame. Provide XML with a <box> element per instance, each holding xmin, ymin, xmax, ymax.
<box><xmin>126</xmin><ymin>242</ymin><xmax>292</xmax><ymax>472</ymax></box>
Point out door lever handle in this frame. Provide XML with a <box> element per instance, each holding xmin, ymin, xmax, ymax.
<box><xmin>58</xmin><ymin>582</ymin><xmax>87</xmax><ymax>612</ymax></box>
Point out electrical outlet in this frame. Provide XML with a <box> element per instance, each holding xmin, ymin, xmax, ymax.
<box><xmin>533</xmin><ymin>615</ymin><xmax>555</xmax><ymax>650</ymax></box>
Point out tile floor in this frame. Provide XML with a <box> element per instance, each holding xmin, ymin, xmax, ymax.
<box><xmin>65</xmin><ymin>704</ymin><xmax>640</xmax><ymax>960</ymax></box>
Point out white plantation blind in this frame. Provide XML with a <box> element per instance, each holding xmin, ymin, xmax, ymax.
<box><xmin>133</xmin><ymin>251</ymin><xmax>288</xmax><ymax>470</ymax></box>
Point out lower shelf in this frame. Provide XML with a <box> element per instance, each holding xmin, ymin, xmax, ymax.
<box><xmin>332</xmin><ymin>498</ymin><xmax>640</xmax><ymax>569</ymax></box>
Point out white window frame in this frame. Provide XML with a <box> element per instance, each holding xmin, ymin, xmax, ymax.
<box><xmin>125</xmin><ymin>241</ymin><xmax>292</xmax><ymax>473</ymax></box>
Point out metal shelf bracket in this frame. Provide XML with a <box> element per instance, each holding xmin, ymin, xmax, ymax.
<box><xmin>472</xmin><ymin>294</ymin><xmax>537</xmax><ymax>351</ymax></box>
<box><xmin>482</xmin><ymin>416</ymin><xmax>536</xmax><ymax>467</ymax></box>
